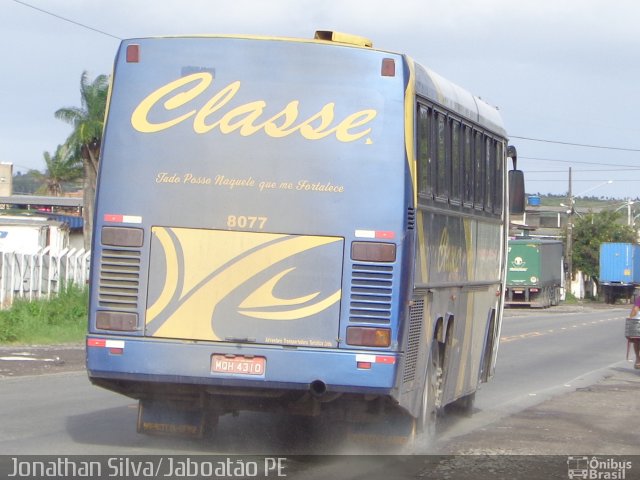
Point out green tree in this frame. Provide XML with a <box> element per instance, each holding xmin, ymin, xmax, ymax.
<box><xmin>35</xmin><ymin>144</ymin><xmax>83</xmax><ymax>196</ymax></box>
<box><xmin>571</xmin><ymin>210</ymin><xmax>637</xmax><ymax>279</ymax></box>
<box><xmin>13</xmin><ymin>170</ymin><xmax>45</xmax><ymax>195</ymax></box>
<box><xmin>55</xmin><ymin>71</ymin><xmax>109</xmax><ymax>249</ymax></box>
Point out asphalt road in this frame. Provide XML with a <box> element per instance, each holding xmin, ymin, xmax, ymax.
<box><xmin>444</xmin><ymin>305</ymin><xmax>628</xmax><ymax>434</ymax></box>
<box><xmin>434</xmin><ymin>304</ymin><xmax>638</xmax><ymax>453</ymax></box>
<box><xmin>0</xmin><ymin>304</ymin><xmax>637</xmax><ymax>469</ymax></box>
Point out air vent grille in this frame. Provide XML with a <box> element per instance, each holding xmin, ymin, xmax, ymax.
<box><xmin>407</xmin><ymin>207</ymin><xmax>416</xmax><ymax>230</ymax></box>
<box><xmin>349</xmin><ymin>264</ymin><xmax>393</xmax><ymax>324</ymax></box>
<box><xmin>403</xmin><ymin>298</ymin><xmax>424</xmax><ymax>383</ymax></box>
<box><xmin>98</xmin><ymin>248</ymin><xmax>141</xmax><ymax>310</ymax></box>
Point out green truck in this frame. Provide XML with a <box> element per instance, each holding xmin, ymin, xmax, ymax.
<box><xmin>505</xmin><ymin>238</ymin><xmax>564</xmax><ymax>308</ymax></box>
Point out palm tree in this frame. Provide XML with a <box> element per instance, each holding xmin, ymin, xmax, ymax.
<box><xmin>55</xmin><ymin>71</ymin><xmax>109</xmax><ymax>249</ymax></box>
<box><xmin>36</xmin><ymin>144</ymin><xmax>83</xmax><ymax>197</ymax></box>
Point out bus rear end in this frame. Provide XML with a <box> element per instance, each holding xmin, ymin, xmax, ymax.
<box><xmin>87</xmin><ymin>34</ymin><xmax>414</xmax><ymax>435</ymax></box>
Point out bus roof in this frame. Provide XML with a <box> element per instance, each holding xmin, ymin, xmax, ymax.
<box><xmin>119</xmin><ymin>31</ymin><xmax>507</xmax><ymax>137</ymax></box>
<box><xmin>124</xmin><ymin>31</ymin><xmax>375</xmax><ymax>50</ymax></box>
<box><xmin>413</xmin><ymin>61</ymin><xmax>507</xmax><ymax>137</ymax></box>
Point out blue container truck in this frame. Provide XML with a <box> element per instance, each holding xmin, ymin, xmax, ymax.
<box><xmin>599</xmin><ymin>243</ymin><xmax>640</xmax><ymax>304</ymax></box>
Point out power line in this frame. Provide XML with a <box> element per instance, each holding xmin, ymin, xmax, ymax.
<box><xmin>12</xmin><ymin>0</ymin><xmax>121</xmax><ymax>40</ymax></box>
<box><xmin>10</xmin><ymin>0</ymin><xmax>640</xmax><ymax>186</ymax></box>
<box><xmin>528</xmin><ymin>168</ymin><xmax>640</xmax><ymax>173</ymax></box>
<box><xmin>527</xmin><ymin>178</ymin><xmax>640</xmax><ymax>182</ymax></box>
<box><xmin>511</xmin><ymin>135</ymin><xmax>640</xmax><ymax>152</ymax></box>
<box><xmin>7</xmin><ymin>0</ymin><xmax>640</xmax><ymax>159</ymax></box>
<box><xmin>521</xmin><ymin>156</ymin><xmax>640</xmax><ymax>169</ymax></box>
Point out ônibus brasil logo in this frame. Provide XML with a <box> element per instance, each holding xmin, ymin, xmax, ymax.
<box><xmin>567</xmin><ymin>456</ymin><xmax>631</xmax><ymax>479</ymax></box>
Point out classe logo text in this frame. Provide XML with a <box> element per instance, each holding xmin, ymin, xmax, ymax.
<box><xmin>131</xmin><ymin>72</ymin><xmax>377</xmax><ymax>143</ymax></box>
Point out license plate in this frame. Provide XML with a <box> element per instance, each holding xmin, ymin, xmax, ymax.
<box><xmin>211</xmin><ymin>354</ymin><xmax>266</xmax><ymax>376</ymax></box>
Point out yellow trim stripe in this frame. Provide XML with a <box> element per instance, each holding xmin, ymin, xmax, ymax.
<box><xmin>404</xmin><ymin>57</ymin><xmax>417</xmax><ymax>206</ymax></box>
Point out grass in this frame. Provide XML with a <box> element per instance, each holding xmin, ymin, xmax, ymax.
<box><xmin>0</xmin><ymin>286</ymin><xmax>88</xmax><ymax>344</ymax></box>
<box><xmin>563</xmin><ymin>291</ymin><xmax>579</xmax><ymax>304</ymax></box>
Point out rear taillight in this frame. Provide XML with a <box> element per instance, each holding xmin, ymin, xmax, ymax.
<box><xmin>96</xmin><ymin>311</ymin><xmax>138</xmax><ymax>331</ymax></box>
<box><xmin>126</xmin><ymin>44</ymin><xmax>140</xmax><ymax>63</ymax></box>
<box><xmin>346</xmin><ymin>327</ymin><xmax>391</xmax><ymax>347</ymax></box>
<box><xmin>351</xmin><ymin>242</ymin><xmax>396</xmax><ymax>262</ymax></box>
<box><xmin>101</xmin><ymin>226</ymin><xmax>144</xmax><ymax>247</ymax></box>
<box><xmin>381</xmin><ymin>58</ymin><xmax>395</xmax><ymax>77</ymax></box>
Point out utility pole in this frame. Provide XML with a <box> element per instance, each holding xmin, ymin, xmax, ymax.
<box><xmin>566</xmin><ymin>167</ymin><xmax>573</xmax><ymax>288</ymax></box>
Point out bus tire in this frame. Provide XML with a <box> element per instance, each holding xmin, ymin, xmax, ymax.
<box><xmin>418</xmin><ymin>340</ymin><xmax>442</xmax><ymax>437</ymax></box>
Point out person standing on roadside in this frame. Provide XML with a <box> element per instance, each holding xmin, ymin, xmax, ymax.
<box><xmin>628</xmin><ymin>296</ymin><xmax>640</xmax><ymax>369</ymax></box>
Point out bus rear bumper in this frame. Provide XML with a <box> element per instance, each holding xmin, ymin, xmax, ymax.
<box><xmin>86</xmin><ymin>335</ymin><xmax>400</xmax><ymax>397</ymax></box>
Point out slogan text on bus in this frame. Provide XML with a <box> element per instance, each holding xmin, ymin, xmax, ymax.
<box><xmin>131</xmin><ymin>73</ymin><xmax>377</xmax><ymax>143</ymax></box>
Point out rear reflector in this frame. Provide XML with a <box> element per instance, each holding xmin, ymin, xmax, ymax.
<box><xmin>87</xmin><ymin>338</ymin><xmax>125</xmax><ymax>350</ymax></box>
<box><xmin>355</xmin><ymin>230</ymin><xmax>395</xmax><ymax>239</ymax></box>
<box><xmin>375</xmin><ymin>355</ymin><xmax>396</xmax><ymax>364</ymax></box>
<box><xmin>104</xmin><ymin>214</ymin><xmax>143</xmax><ymax>224</ymax></box>
<box><xmin>347</xmin><ymin>327</ymin><xmax>391</xmax><ymax>347</ymax></box>
<box><xmin>87</xmin><ymin>338</ymin><xmax>106</xmax><ymax>348</ymax></box>
<box><xmin>126</xmin><ymin>44</ymin><xmax>140</xmax><ymax>63</ymax></box>
<box><xmin>351</xmin><ymin>242</ymin><xmax>396</xmax><ymax>262</ymax></box>
<box><xmin>356</xmin><ymin>354</ymin><xmax>397</xmax><ymax>365</ymax></box>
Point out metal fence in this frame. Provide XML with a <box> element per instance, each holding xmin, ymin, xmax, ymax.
<box><xmin>0</xmin><ymin>247</ymin><xmax>91</xmax><ymax>308</ymax></box>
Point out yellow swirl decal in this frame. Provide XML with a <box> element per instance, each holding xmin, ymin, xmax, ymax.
<box><xmin>238</xmin><ymin>267</ymin><xmax>341</xmax><ymax>320</ymax></box>
<box><xmin>131</xmin><ymin>73</ymin><xmax>377</xmax><ymax>143</ymax></box>
<box><xmin>146</xmin><ymin>229</ymin><xmax>342</xmax><ymax>340</ymax></box>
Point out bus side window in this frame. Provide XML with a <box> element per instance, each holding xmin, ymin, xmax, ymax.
<box><xmin>485</xmin><ymin>137</ymin><xmax>494</xmax><ymax>212</ymax></box>
<box><xmin>494</xmin><ymin>142</ymin><xmax>504</xmax><ymax>214</ymax></box>
<box><xmin>417</xmin><ymin>104</ymin><xmax>433</xmax><ymax>198</ymax></box>
<box><xmin>474</xmin><ymin>130</ymin><xmax>484</xmax><ymax>209</ymax></box>
<box><xmin>451</xmin><ymin>119</ymin><xmax>461</xmax><ymax>203</ymax></box>
<box><xmin>435</xmin><ymin>111</ymin><xmax>448</xmax><ymax>200</ymax></box>
<box><xmin>463</xmin><ymin>125</ymin><xmax>473</xmax><ymax>207</ymax></box>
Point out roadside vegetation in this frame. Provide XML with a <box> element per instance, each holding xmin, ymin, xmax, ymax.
<box><xmin>0</xmin><ymin>287</ymin><xmax>88</xmax><ymax>344</ymax></box>
<box><xmin>572</xmin><ymin>210</ymin><xmax>636</xmax><ymax>280</ymax></box>
<box><xmin>527</xmin><ymin>194</ymin><xmax>639</xmax><ymax>284</ymax></box>
<box><xmin>13</xmin><ymin>71</ymin><xmax>108</xmax><ymax>250</ymax></box>
<box><xmin>0</xmin><ymin>71</ymin><xmax>105</xmax><ymax>345</ymax></box>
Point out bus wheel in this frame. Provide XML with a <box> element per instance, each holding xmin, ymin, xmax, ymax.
<box><xmin>418</xmin><ymin>341</ymin><xmax>442</xmax><ymax>437</ymax></box>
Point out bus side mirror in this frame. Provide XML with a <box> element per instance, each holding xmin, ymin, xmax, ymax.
<box><xmin>509</xmin><ymin>169</ymin><xmax>525</xmax><ymax>215</ymax></box>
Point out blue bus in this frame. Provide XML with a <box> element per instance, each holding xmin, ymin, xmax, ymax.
<box><xmin>87</xmin><ymin>31</ymin><xmax>525</xmax><ymax>439</ymax></box>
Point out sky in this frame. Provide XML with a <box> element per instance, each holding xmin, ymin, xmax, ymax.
<box><xmin>2</xmin><ymin>0</ymin><xmax>639</xmax><ymax>200</ymax></box>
